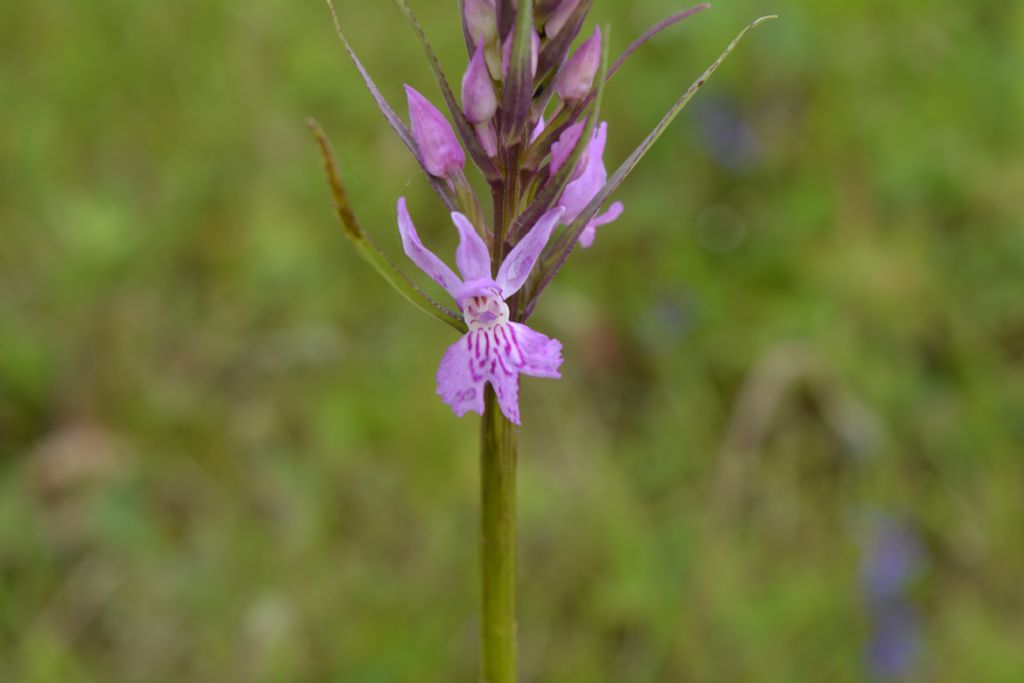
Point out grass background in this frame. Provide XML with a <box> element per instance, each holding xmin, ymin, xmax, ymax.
<box><xmin>1</xmin><ymin>0</ymin><xmax>1022</xmax><ymax>680</ymax></box>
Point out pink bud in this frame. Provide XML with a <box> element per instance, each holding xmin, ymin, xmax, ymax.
<box><xmin>475</xmin><ymin>121</ymin><xmax>498</xmax><ymax>157</ymax></box>
<box><xmin>463</xmin><ymin>0</ymin><xmax>497</xmax><ymax>47</ymax></box>
<box><xmin>462</xmin><ymin>42</ymin><xmax>497</xmax><ymax>125</ymax></box>
<box><xmin>501</xmin><ymin>28</ymin><xmax>540</xmax><ymax>79</ymax></box>
<box><xmin>405</xmin><ymin>85</ymin><xmax>465</xmax><ymax>178</ymax></box>
<box><xmin>546</xmin><ymin>0</ymin><xmax>580</xmax><ymax>38</ymax></box>
<box><xmin>556</xmin><ymin>25</ymin><xmax>601</xmax><ymax>101</ymax></box>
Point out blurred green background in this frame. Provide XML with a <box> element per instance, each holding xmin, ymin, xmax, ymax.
<box><xmin>2</xmin><ymin>0</ymin><xmax>1023</xmax><ymax>680</ymax></box>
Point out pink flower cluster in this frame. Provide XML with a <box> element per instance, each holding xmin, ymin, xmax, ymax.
<box><xmin>323</xmin><ymin>0</ymin><xmax>760</xmax><ymax>422</ymax></box>
<box><xmin>392</xmin><ymin>0</ymin><xmax>625</xmax><ymax>422</ymax></box>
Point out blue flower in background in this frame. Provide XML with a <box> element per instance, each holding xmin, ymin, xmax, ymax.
<box><xmin>860</xmin><ymin>515</ymin><xmax>925</xmax><ymax>681</ymax></box>
<box><xmin>696</xmin><ymin>97</ymin><xmax>761</xmax><ymax>173</ymax></box>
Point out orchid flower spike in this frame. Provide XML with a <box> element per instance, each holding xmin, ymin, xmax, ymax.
<box><xmin>556</xmin><ymin>25</ymin><xmax>601</xmax><ymax>102</ymax></box>
<box><xmin>555</xmin><ymin>122</ymin><xmax>624</xmax><ymax>248</ymax></box>
<box><xmin>405</xmin><ymin>85</ymin><xmax>465</xmax><ymax>179</ymax></box>
<box><xmin>321</xmin><ymin>0</ymin><xmax>773</xmax><ymax>428</ymax></box>
<box><xmin>397</xmin><ymin>198</ymin><xmax>565</xmax><ymax>424</ymax></box>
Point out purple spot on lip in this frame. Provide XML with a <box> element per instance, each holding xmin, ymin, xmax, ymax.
<box><xmin>477</xmin><ymin>311</ymin><xmax>498</xmax><ymax>323</ymax></box>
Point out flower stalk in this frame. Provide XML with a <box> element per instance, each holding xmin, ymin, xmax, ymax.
<box><xmin>480</xmin><ymin>386</ymin><xmax>518</xmax><ymax>683</ymax></box>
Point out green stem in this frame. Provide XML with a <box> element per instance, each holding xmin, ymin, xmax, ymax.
<box><xmin>480</xmin><ymin>386</ymin><xmax>518</xmax><ymax>683</ymax></box>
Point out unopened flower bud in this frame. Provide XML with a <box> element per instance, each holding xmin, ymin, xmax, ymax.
<box><xmin>484</xmin><ymin>42</ymin><xmax>502</xmax><ymax>81</ymax></box>
<box><xmin>405</xmin><ymin>85</ymin><xmax>465</xmax><ymax>178</ymax></box>
<box><xmin>556</xmin><ymin>25</ymin><xmax>600</xmax><ymax>101</ymax></box>
<box><xmin>545</xmin><ymin>0</ymin><xmax>581</xmax><ymax>38</ymax></box>
<box><xmin>501</xmin><ymin>28</ymin><xmax>540</xmax><ymax>79</ymax></box>
<box><xmin>475</xmin><ymin>122</ymin><xmax>498</xmax><ymax>157</ymax></box>
<box><xmin>462</xmin><ymin>42</ymin><xmax>497</xmax><ymax>125</ymax></box>
<box><xmin>464</xmin><ymin>0</ymin><xmax>497</xmax><ymax>46</ymax></box>
<box><xmin>536</xmin><ymin>0</ymin><xmax>562</xmax><ymax>19</ymax></box>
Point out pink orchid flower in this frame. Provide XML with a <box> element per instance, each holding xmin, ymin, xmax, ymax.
<box><xmin>397</xmin><ymin>198</ymin><xmax>565</xmax><ymax>424</ymax></box>
<box><xmin>551</xmin><ymin>121</ymin><xmax>624</xmax><ymax>248</ymax></box>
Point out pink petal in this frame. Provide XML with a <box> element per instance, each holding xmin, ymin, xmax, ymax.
<box><xmin>577</xmin><ymin>201</ymin><xmax>623</xmax><ymax>248</ymax></box>
<box><xmin>530</xmin><ymin>115</ymin><xmax>546</xmax><ymax>143</ymax></box>
<box><xmin>436</xmin><ymin>334</ymin><xmax>486</xmax><ymax>418</ymax></box>
<box><xmin>487</xmin><ymin>329</ymin><xmax>522</xmax><ymax>424</ymax></box>
<box><xmin>450</xmin><ymin>212</ymin><xmax>492</xmax><ymax>282</ymax></box>
<box><xmin>559</xmin><ymin>122</ymin><xmax>609</xmax><ymax>224</ymax></box>
<box><xmin>437</xmin><ymin>322</ymin><xmax>564</xmax><ymax>424</ymax></box>
<box><xmin>397</xmin><ymin>198</ymin><xmax>462</xmax><ymax>297</ymax></box>
<box><xmin>589</xmin><ymin>120</ymin><xmax>609</xmax><ymax>162</ymax></box>
<box><xmin>488</xmin><ymin>322</ymin><xmax>565</xmax><ymax>423</ymax></box>
<box><xmin>506</xmin><ymin>322</ymin><xmax>563</xmax><ymax>379</ymax></box>
<box><xmin>456</xmin><ymin>278</ymin><xmax>502</xmax><ymax>305</ymax></box>
<box><xmin>550</xmin><ymin>121</ymin><xmax>585</xmax><ymax>177</ymax></box>
<box><xmin>496</xmin><ymin>207</ymin><xmax>565</xmax><ymax>298</ymax></box>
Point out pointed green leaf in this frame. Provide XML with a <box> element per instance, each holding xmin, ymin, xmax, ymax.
<box><xmin>308</xmin><ymin>119</ymin><xmax>468</xmax><ymax>334</ymax></box>
<box><xmin>324</xmin><ymin>0</ymin><xmax>459</xmax><ymax>211</ymax></box>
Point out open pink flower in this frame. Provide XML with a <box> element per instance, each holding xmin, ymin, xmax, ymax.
<box><xmin>553</xmin><ymin>121</ymin><xmax>624</xmax><ymax>248</ymax></box>
<box><xmin>397</xmin><ymin>199</ymin><xmax>565</xmax><ymax>424</ymax></box>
